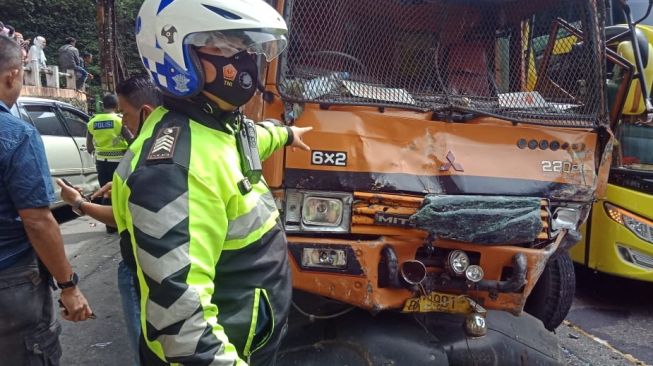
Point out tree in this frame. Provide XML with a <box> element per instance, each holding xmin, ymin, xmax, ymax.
<box><xmin>0</xmin><ymin>0</ymin><xmax>145</xmax><ymax>94</ymax></box>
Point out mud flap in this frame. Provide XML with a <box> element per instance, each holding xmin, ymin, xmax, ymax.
<box><xmin>278</xmin><ymin>307</ymin><xmax>562</xmax><ymax>366</ymax></box>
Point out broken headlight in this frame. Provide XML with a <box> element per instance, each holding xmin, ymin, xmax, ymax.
<box><xmin>551</xmin><ymin>207</ymin><xmax>581</xmax><ymax>231</ymax></box>
<box><xmin>284</xmin><ymin>190</ymin><xmax>352</xmax><ymax>233</ymax></box>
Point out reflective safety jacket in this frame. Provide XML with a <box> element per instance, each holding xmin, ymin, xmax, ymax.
<box><xmin>112</xmin><ymin>106</ymin><xmax>293</xmax><ymax>365</ymax></box>
<box><xmin>87</xmin><ymin>112</ymin><xmax>128</xmax><ymax>160</ymax></box>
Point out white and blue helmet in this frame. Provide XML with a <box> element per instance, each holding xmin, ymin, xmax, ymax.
<box><xmin>135</xmin><ymin>0</ymin><xmax>288</xmax><ymax>98</ymax></box>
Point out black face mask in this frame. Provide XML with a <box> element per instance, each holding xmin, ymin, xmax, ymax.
<box><xmin>198</xmin><ymin>51</ymin><xmax>258</xmax><ymax>108</ymax></box>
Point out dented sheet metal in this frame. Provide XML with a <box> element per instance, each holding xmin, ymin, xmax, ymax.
<box><xmin>411</xmin><ymin>195</ymin><xmax>543</xmax><ymax>244</ymax></box>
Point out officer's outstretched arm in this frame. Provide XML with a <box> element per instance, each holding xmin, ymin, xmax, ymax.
<box><xmin>128</xmin><ymin>164</ymin><xmax>246</xmax><ymax>366</ymax></box>
<box><xmin>256</xmin><ymin>120</ymin><xmax>313</xmax><ymax>160</ymax></box>
<box><xmin>255</xmin><ymin>120</ymin><xmax>291</xmax><ymax>160</ymax></box>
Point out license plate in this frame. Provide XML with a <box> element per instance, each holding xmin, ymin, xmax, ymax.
<box><xmin>402</xmin><ymin>291</ymin><xmax>475</xmax><ymax>314</ymax></box>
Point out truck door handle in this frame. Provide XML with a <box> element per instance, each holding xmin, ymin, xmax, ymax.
<box><xmin>79</xmin><ymin>146</ymin><xmax>87</xmax><ymax>151</ymax></box>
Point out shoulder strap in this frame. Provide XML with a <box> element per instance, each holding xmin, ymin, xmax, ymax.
<box><xmin>144</xmin><ymin>110</ymin><xmax>190</xmax><ymax>166</ymax></box>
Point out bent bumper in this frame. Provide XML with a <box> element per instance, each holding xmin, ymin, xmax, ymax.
<box><xmin>288</xmin><ymin>232</ymin><xmax>565</xmax><ymax>314</ymax></box>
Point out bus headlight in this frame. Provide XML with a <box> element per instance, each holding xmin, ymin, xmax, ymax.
<box><xmin>604</xmin><ymin>203</ymin><xmax>653</xmax><ymax>244</ymax></box>
<box><xmin>284</xmin><ymin>190</ymin><xmax>352</xmax><ymax>233</ymax></box>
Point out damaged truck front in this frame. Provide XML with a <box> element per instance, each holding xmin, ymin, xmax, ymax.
<box><xmin>252</xmin><ymin>0</ymin><xmax>624</xmax><ymax>364</ymax></box>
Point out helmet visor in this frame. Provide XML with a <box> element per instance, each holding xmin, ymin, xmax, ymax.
<box><xmin>185</xmin><ymin>29</ymin><xmax>287</xmax><ymax>61</ymax></box>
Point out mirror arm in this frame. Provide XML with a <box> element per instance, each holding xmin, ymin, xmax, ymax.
<box><xmin>636</xmin><ymin>0</ymin><xmax>653</xmax><ymax>24</ymax></box>
<box><xmin>621</xmin><ymin>0</ymin><xmax>651</xmax><ymax>103</ymax></box>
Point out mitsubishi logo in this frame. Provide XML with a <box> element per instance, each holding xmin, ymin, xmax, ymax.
<box><xmin>440</xmin><ymin>151</ymin><xmax>464</xmax><ymax>172</ymax></box>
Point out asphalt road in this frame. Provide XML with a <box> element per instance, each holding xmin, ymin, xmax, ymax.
<box><xmin>55</xmin><ymin>212</ymin><xmax>650</xmax><ymax>366</ymax></box>
<box><xmin>561</xmin><ymin>267</ymin><xmax>653</xmax><ymax>366</ymax></box>
<box><xmin>56</xmin><ymin>210</ymin><xmax>135</xmax><ymax>366</ymax></box>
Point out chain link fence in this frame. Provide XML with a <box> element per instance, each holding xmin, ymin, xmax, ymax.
<box><xmin>278</xmin><ymin>0</ymin><xmax>607</xmax><ymax>127</ymax></box>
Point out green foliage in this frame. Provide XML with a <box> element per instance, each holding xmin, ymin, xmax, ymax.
<box><xmin>0</xmin><ymin>0</ymin><xmax>145</xmax><ymax>92</ymax></box>
<box><xmin>116</xmin><ymin>0</ymin><xmax>145</xmax><ymax>76</ymax></box>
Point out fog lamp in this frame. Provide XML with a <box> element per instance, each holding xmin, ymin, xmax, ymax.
<box><xmin>447</xmin><ymin>250</ymin><xmax>470</xmax><ymax>276</ymax></box>
<box><xmin>617</xmin><ymin>245</ymin><xmax>653</xmax><ymax>269</ymax></box>
<box><xmin>301</xmin><ymin>248</ymin><xmax>347</xmax><ymax>269</ymax></box>
<box><xmin>465</xmin><ymin>265</ymin><xmax>484</xmax><ymax>283</ymax></box>
<box><xmin>302</xmin><ymin>197</ymin><xmax>343</xmax><ymax>226</ymax></box>
<box><xmin>464</xmin><ymin>313</ymin><xmax>487</xmax><ymax>337</ymax></box>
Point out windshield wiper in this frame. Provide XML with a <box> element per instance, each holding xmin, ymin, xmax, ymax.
<box><xmin>430</xmin><ymin>105</ymin><xmax>484</xmax><ymax>122</ymax></box>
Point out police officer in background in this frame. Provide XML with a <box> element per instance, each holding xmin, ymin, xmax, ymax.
<box><xmin>87</xmin><ymin>94</ymin><xmax>131</xmax><ymax>233</ymax></box>
<box><xmin>112</xmin><ymin>0</ymin><xmax>311</xmax><ymax>365</ymax></box>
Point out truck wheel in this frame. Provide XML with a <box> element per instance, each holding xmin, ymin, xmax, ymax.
<box><xmin>524</xmin><ymin>251</ymin><xmax>575</xmax><ymax>331</ymax></box>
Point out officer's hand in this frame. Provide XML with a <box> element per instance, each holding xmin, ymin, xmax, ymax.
<box><xmin>60</xmin><ymin>287</ymin><xmax>94</xmax><ymax>322</ymax></box>
<box><xmin>289</xmin><ymin>126</ymin><xmax>312</xmax><ymax>151</ymax></box>
<box><xmin>91</xmin><ymin>182</ymin><xmax>112</xmax><ymax>200</ymax></box>
<box><xmin>56</xmin><ymin>179</ymin><xmax>83</xmax><ymax>206</ymax></box>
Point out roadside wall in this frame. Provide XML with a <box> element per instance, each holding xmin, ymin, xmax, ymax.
<box><xmin>20</xmin><ymin>86</ymin><xmax>88</xmax><ymax>112</ymax></box>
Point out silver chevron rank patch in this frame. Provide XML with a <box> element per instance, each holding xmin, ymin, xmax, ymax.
<box><xmin>147</xmin><ymin>127</ymin><xmax>180</xmax><ymax>161</ymax></box>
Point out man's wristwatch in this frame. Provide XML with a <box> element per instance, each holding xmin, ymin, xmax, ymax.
<box><xmin>72</xmin><ymin>198</ymin><xmax>86</xmax><ymax>217</ymax></box>
<box><xmin>57</xmin><ymin>272</ymin><xmax>79</xmax><ymax>290</ymax></box>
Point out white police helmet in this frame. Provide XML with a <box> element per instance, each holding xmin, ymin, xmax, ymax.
<box><xmin>135</xmin><ymin>0</ymin><xmax>288</xmax><ymax>97</ymax></box>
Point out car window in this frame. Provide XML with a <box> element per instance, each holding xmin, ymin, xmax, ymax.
<box><xmin>17</xmin><ymin>106</ymin><xmax>32</xmax><ymax>124</ymax></box>
<box><xmin>59</xmin><ymin>108</ymin><xmax>89</xmax><ymax>137</ymax></box>
<box><xmin>9</xmin><ymin>104</ymin><xmax>20</xmax><ymax>118</ymax></box>
<box><xmin>24</xmin><ymin>105</ymin><xmax>68</xmax><ymax>136</ymax></box>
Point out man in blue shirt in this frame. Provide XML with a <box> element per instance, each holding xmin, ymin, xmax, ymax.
<box><xmin>0</xmin><ymin>35</ymin><xmax>93</xmax><ymax>365</ymax></box>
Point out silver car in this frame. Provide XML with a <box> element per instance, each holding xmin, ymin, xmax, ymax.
<box><xmin>10</xmin><ymin>97</ymin><xmax>99</xmax><ymax>208</ymax></box>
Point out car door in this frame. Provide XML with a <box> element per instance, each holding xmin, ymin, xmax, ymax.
<box><xmin>57</xmin><ymin>106</ymin><xmax>95</xmax><ymax>171</ymax></box>
<box><xmin>21</xmin><ymin>103</ymin><xmax>86</xmax><ymax>207</ymax></box>
<box><xmin>57</xmin><ymin>106</ymin><xmax>99</xmax><ymax>194</ymax></box>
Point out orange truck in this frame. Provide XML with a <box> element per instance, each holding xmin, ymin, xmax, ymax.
<box><xmin>247</xmin><ymin>0</ymin><xmax>630</xmax><ymax>364</ymax></box>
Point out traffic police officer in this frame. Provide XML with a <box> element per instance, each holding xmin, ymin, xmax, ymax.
<box><xmin>112</xmin><ymin>0</ymin><xmax>310</xmax><ymax>365</ymax></box>
<box><xmin>87</xmin><ymin>94</ymin><xmax>131</xmax><ymax>232</ymax></box>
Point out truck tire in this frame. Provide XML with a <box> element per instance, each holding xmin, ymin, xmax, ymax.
<box><xmin>524</xmin><ymin>251</ymin><xmax>575</xmax><ymax>331</ymax></box>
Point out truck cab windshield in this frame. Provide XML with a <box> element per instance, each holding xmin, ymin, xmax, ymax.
<box><xmin>277</xmin><ymin>0</ymin><xmax>606</xmax><ymax>128</ymax></box>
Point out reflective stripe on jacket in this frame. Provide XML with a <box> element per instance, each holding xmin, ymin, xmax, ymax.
<box><xmin>112</xmin><ymin>107</ymin><xmax>292</xmax><ymax>365</ymax></box>
<box><xmin>87</xmin><ymin>113</ymin><xmax>128</xmax><ymax>160</ymax></box>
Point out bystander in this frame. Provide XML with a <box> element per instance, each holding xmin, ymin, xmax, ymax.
<box><xmin>77</xmin><ymin>52</ymin><xmax>94</xmax><ymax>90</ymax></box>
<box><xmin>13</xmin><ymin>32</ymin><xmax>28</xmax><ymax>64</ymax></box>
<box><xmin>0</xmin><ymin>35</ymin><xmax>93</xmax><ymax>365</ymax></box>
<box><xmin>57</xmin><ymin>75</ymin><xmax>163</xmax><ymax>366</ymax></box>
<box><xmin>27</xmin><ymin>35</ymin><xmax>47</xmax><ymax>69</ymax></box>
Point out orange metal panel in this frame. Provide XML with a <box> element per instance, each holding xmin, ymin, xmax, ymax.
<box><xmin>265</xmin><ymin>103</ymin><xmax>598</xmax><ymax>190</ymax></box>
<box><xmin>288</xmin><ymin>232</ymin><xmax>563</xmax><ymax>314</ymax></box>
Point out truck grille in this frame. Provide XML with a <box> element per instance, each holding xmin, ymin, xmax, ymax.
<box><xmin>352</xmin><ymin>192</ymin><xmax>550</xmax><ymax>242</ymax></box>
